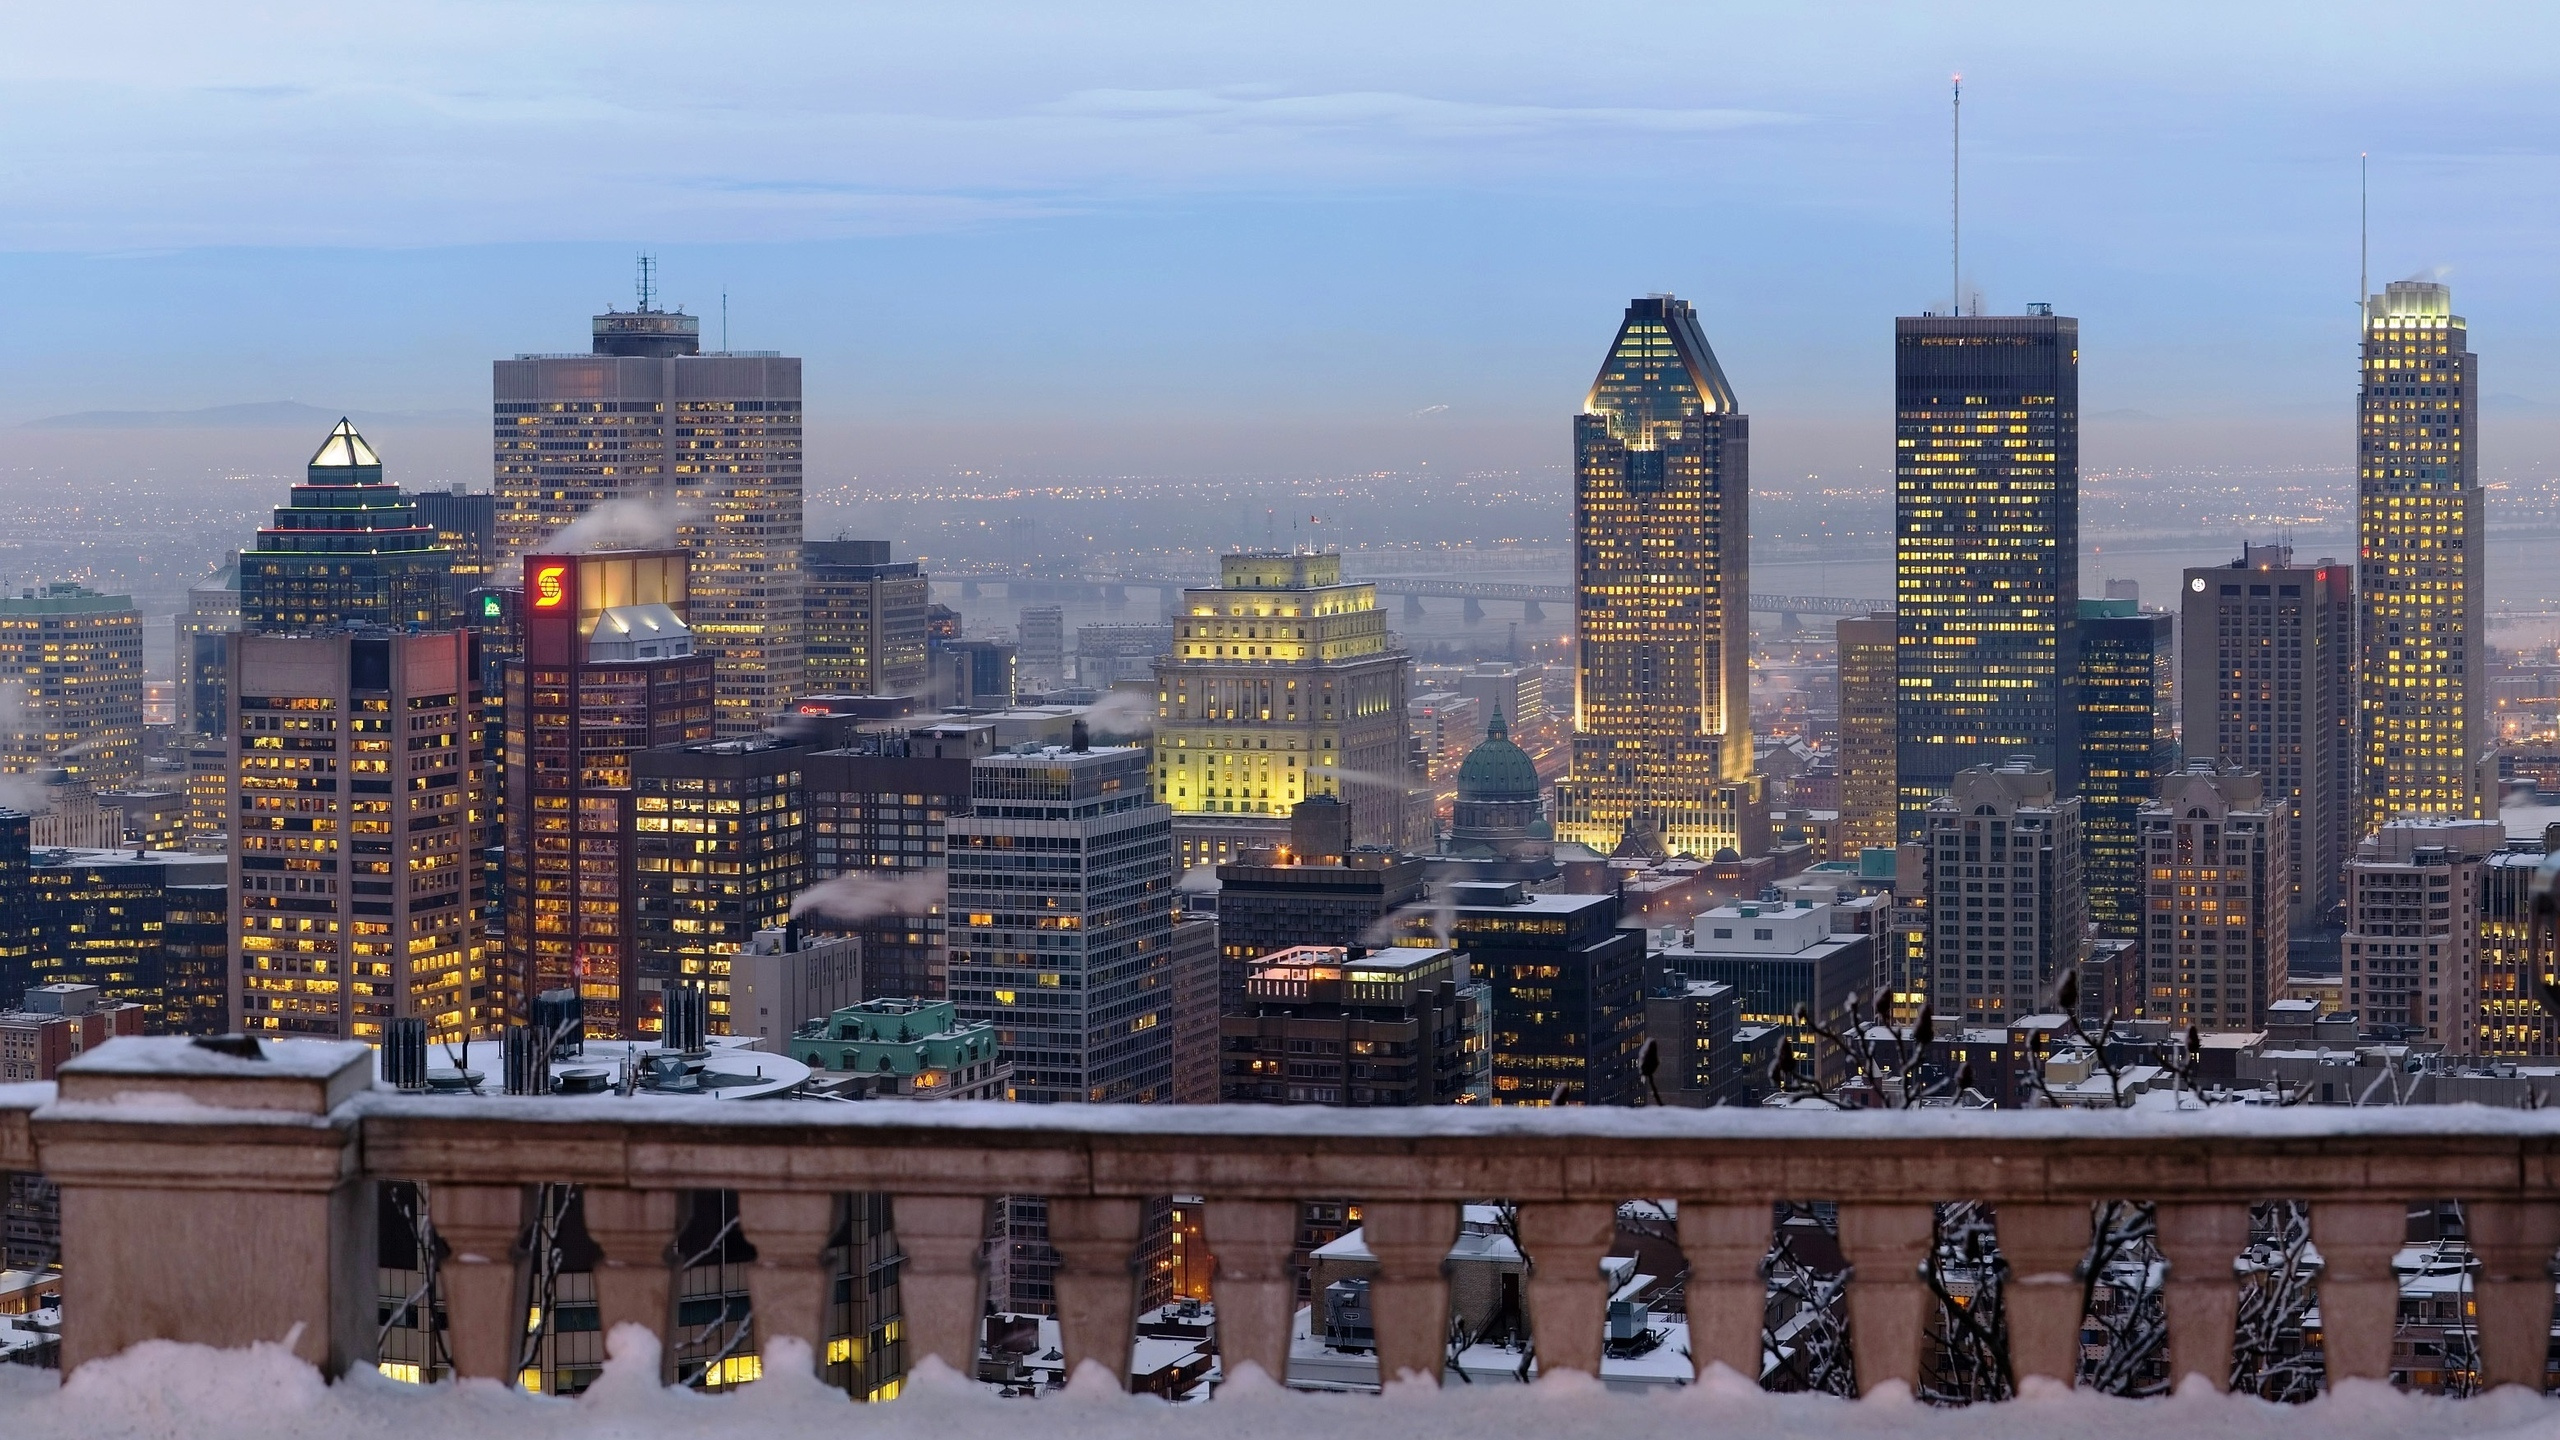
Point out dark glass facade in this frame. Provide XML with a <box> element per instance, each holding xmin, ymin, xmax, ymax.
<box><xmin>2076</xmin><ymin>598</ymin><xmax>2176</xmax><ymax>938</ymax></box>
<box><xmin>1446</xmin><ymin>887</ymin><xmax>1648</xmax><ymax>1106</ymax></box>
<box><xmin>1894</xmin><ymin>312</ymin><xmax>2080</xmax><ymax>837</ymax></box>
<box><xmin>239</xmin><ymin>421</ymin><xmax>455</xmax><ymax>633</ymax></box>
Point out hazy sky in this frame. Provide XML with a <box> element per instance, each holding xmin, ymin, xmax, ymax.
<box><xmin>5</xmin><ymin>2</ymin><xmax>2560</xmax><ymax>483</ymax></box>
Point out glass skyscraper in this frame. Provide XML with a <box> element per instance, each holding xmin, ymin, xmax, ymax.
<box><xmin>2357</xmin><ymin>280</ymin><xmax>2486</xmax><ymax>829</ymax></box>
<box><xmin>238</xmin><ymin>421</ymin><xmax>454</xmax><ymax>634</ymax></box>
<box><xmin>1554</xmin><ymin>295</ymin><xmax>1765</xmax><ymax>861</ymax></box>
<box><xmin>2075</xmin><ymin>597</ymin><xmax>2175</xmax><ymax>939</ymax></box>
<box><xmin>1893</xmin><ymin>310</ymin><xmax>2080</xmax><ymax>838</ymax></box>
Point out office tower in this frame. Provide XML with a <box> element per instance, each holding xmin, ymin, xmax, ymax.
<box><xmin>2137</xmin><ymin>763</ymin><xmax>2290</xmax><ymax>1032</ymax></box>
<box><xmin>804</xmin><ymin>722</ymin><xmax>988</xmax><ymax>1000</ymax></box>
<box><xmin>413</xmin><ymin>486</ymin><xmax>499</xmax><ymax>610</ymax></box>
<box><xmin>2076</xmin><ymin>597</ymin><xmax>2175</xmax><ymax>938</ymax></box>
<box><xmin>1458</xmin><ymin>661</ymin><xmax>1546</xmax><ymax>732</ymax></box>
<box><xmin>1894</xmin><ymin>309</ymin><xmax>2080</xmax><ymax>836</ymax></box>
<box><xmin>1075</xmin><ymin>622</ymin><xmax>1173</xmax><ymax>690</ymax></box>
<box><xmin>227</xmin><ymin>628</ymin><xmax>486</xmax><ymax>1041</ymax></box>
<box><xmin>175</xmin><ymin>564</ymin><xmax>241</xmax><ymax>741</ymax></box>
<box><xmin>494</xmin><ymin>287</ymin><xmax>805</xmax><ymax>734</ymax></box>
<box><xmin>504</xmin><ymin>548</ymin><xmax>716</xmax><ymax>1036</ymax></box>
<box><xmin>946</xmin><ymin>743</ymin><xmax>1175</xmax><ymax>1103</ymax></box>
<box><xmin>24</xmin><ymin>843</ymin><xmax>225</xmax><ymax>1026</ymax></box>
<box><xmin>942</xmin><ymin>638</ymin><xmax>1017</xmax><ymax>710</ymax></box>
<box><xmin>1169</xmin><ymin>909</ymin><xmax>1220</xmax><ymax>1103</ymax></box>
<box><xmin>1659</xmin><ymin>900</ymin><xmax>1872</xmax><ymax>1085</ymax></box>
<box><xmin>2181</xmin><ymin>545</ymin><xmax>2357</xmax><ymax>927</ymax></box>
<box><xmin>1213</xmin><ymin>796</ymin><xmax>1426</xmax><ymax>1009</ymax></box>
<box><xmin>631</xmin><ymin>736</ymin><xmax>808</xmax><ymax>1036</ymax></box>
<box><xmin>238</xmin><ymin>421</ymin><xmax>454</xmax><ymax>634</ymax></box>
<box><xmin>162</xmin><ymin>880</ymin><xmax>231</xmax><ymax>1034</ymax></box>
<box><xmin>0</xmin><ymin>811</ymin><xmax>27</xmax><ymax>1005</ymax></box>
<box><xmin>803</xmin><ymin>540</ymin><xmax>931</xmax><ymax>700</ymax></box>
<box><xmin>0</xmin><ymin>584</ymin><xmax>145</xmax><ymax>788</ymax></box>
<box><xmin>1016</xmin><ymin>605</ymin><xmax>1066</xmax><ymax>688</ymax></box>
<box><xmin>1445</xmin><ymin>881</ymin><xmax>1648</xmax><ymax>1105</ymax></box>
<box><xmin>2342</xmin><ymin>817</ymin><xmax>2502</xmax><ymax>1053</ymax></box>
<box><xmin>1554</xmin><ymin>295</ymin><xmax>1766</xmax><ymax>861</ymax></box>
<box><xmin>2480</xmin><ymin>847</ymin><xmax>2560</xmax><ymax>1059</ymax></box>
<box><xmin>2358</xmin><ymin>280</ymin><xmax>2487</xmax><ymax>828</ymax></box>
<box><xmin>1920</xmin><ymin>759</ymin><xmax>2085</xmax><ymax>1024</ymax></box>
<box><xmin>1156</xmin><ymin>553</ymin><xmax>1415</xmax><ymax>870</ymax></box>
<box><xmin>1218</xmin><ymin>944</ymin><xmax>1476</xmax><ymax>1105</ymax></box>
<box><xmin>1834</xmin><ymin>614</ymin><xmax>1898</xmax><ymax>855</ymax></box>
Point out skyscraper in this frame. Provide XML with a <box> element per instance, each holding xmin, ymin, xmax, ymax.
<box><xmin>2075</xmin><ymin>597</ymin><xmax>2175</xmax><ymax>939</ymax></box>
<box><xmin>802</xmin><ymin>540</ymin><xmax>931</xmax><ymax>699</ymax></box>
<box><xmin>2358</xmin><ymin>280</ymin><xmax>2487</xmax><ymax>829</ymax></box>
<box><xmin>238</xmin><ymin>421</ymin><xmax>455</xmax><ymax>634</ymax></box>
<box><xmin>1920</xmin><ymin>759</ymin><xmax>2084</xmax><ymax>1025</ymax></box>
<box><xmin>1893</xmin><ymin>310</ymin><xmax>2080</xmax><ymax>837</ymax></box>
<box><xmin>504</xmin><ymin>548</ymin><xmax>716</xmax><ymax>1037</ymax></box>
<box><xmin>0</xmin><ymin>584</ymin><xmax>145</xmax><ymax>788</ymax></box>
<box><xmin>2342</xmin><ymin>817</ymin><xmax>2503</xmax><ymax>1052</ymax></box>
<box><xmin>2138</xmin><ymin>763</ymin><xmax>2289</xmax><ymax>1032</ymax></box>
<box><xmin>631</xmin><ymin>736</ymin><xmax>807</xmax><ymax>1036</ymax></box>
<box><xmin>2181</xmin><ymin>545</ymin><xmax>2356</xmax><ymax>927</ymax></box>
<box><xmin>494</xmin><ymin>284</ymin><xmax>805</xmax><ymax>735</ymax></box>
<box><xmin>174</xmin><ymin>564</ymin><xmax>240</xmax><ymax>742</ymax></box>
<box><xmin>1833</xmin><ymin>613</ymin><xmax>1898</xmax><ymax>856</ymax></box>
<box><xmin>227</xmin><ymin>628</ymin><xmax>487</xmax><ymax>1041</ymax></box>
<box><xmin>1155</xmin><ymin>552</ymin><xmax>1415</xmax><ymax>870</ymax></box>
<box><xmin>1554</xmin><ymin>295</ymin><xmax>1766</xmax><ymax>861</ymax></box>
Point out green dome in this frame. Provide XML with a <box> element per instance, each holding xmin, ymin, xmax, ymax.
<box><xmin>1456</xmin><ymin>710</ymin><xmax>1540</xmax><ymax>802</ymax></box>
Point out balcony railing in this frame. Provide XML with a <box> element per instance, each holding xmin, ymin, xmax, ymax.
<box><xmin>6</xmin><ymin>1036</ymin><xmax>2560</xmax><ymax>1407</ymax></box>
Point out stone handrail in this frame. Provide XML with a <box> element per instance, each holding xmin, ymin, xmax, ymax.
<box><xmin>9</xmin><ymin>1037</ymin><xmax>2560</xmax><ymax>1400</ymax></box>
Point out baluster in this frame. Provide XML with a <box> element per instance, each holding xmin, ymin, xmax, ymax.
<box><xmin>892</xmin><ymin>1193</ymin><xmax>992</xmax><ymax>1380</ymax></box>
<box><xmin>2311</xmin><ymin>1199</ymin><xmax>2405</xmax><ymax>1385</ymax></box>
<box><xmin>1201</xmin><ymin>1199</ymin><xmax>1297</xmax><ymax>1386</ymax></box>
<box><xmin>737</xmin><ymin>1191</ymin><xmax>842</xmax><ymax>1379</ymax></box>
<box><xmin>2463</xmin><ymin>1199</ymin><xmax>2560</xmax><ymax>1392</ymax></box>
<box><xmin>1363</xmin><ymin>1200</ymin><xmax>1461</xmax><ymax>1387</ymax></box>
<box><xmin>1998</xmin><ymin>1202</ymin><xmax>2092</xmax><ymax>1389</ymax></box>
<box><xmin>1677</xmin><ymin>1200</ymin><xmax>1771</xmax><ymax>1382</ymax></box>
<box><xmin>580</xmin><ymin>1188</ymin><xmax>676</xmax><ymax>1381</ymax></box>
<box><xmin>1047</xmin><ymin>1196</ymin><xmax>1143</xmax><ymax>1390</ymax></box>
<box><xmin>1836</xmin><ymin>1202</ymin><xmax>1934</xmax><ymax>1396</ymax></box>
<box><xmin>2154</xmin><ymin>1201</ymin><xmax>2248</xmax><ymax>1391</ymax></box>
<box><xmin>428</xmin><ymin>1182</ymin><xmax>529</xmax><ymax>1383</ymax></box>
<box><xmin>1518</xmin><ymin>1201</ymin><xmax>1617</xmax><ymax>1380</ymax></box>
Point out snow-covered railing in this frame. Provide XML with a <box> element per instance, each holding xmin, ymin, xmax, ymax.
<box><xmin>8</xmin><ymin>1036</ymin><xmax>2560</xmax><ymax>1402</ymax></box>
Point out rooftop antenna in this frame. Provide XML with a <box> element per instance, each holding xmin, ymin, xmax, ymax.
<box><xmin>722</xmin><ymin>291</ymin><xmax>730</xmax><ymax>352</ymax></box>
<box><xmin>1951</xmin><ymin>74</ymin><xmax>1962</xmax><ymax>316</ymax></box>
<box><xmin>2358</xmin><ymin>152</ymin><xmax>2369</xmax><ymax>327</ymax></box>
<box><xmin>636</xmin><ymin>254</ymin><xmax>657</xmax><ymax>314</ymax></box>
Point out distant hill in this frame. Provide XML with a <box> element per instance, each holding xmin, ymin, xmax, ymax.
<box><xmin>21</xmin><ymin>400</ymin><xmax>478</xmax><ymax>429</ymax></box>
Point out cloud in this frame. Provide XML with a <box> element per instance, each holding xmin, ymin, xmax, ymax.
<box><xmin>790</xmin><ymin>869</ymin><xmax>945</xmax><ymax>923</ymax></box>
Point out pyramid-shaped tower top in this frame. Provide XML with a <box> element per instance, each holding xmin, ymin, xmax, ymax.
<box><xmin>1584</xmin><ymin>294</ymin><xmax>1736</xmax><ymax>447</ymax></box>
<box><xmin>307</xmin><ymin>419</ymin><xmax>382</xmax><ymax>470</ymax></box>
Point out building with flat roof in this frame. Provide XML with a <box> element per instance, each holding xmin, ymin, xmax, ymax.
<box><xmin>1443</xmin><ymin>882</ymin><xmax>1650</xmax><ymax>1106</ymax></box>
<box><xmin>1212</xmin><ymin>798</ymin><xmax>1426</xmax><ymax>1012</ymax></box>
<box><xmin>2342</xmin><ymin>816</ymin><xmax>2504</xmax><ymax>1053</ymax></box>
<box><xmin>728</xmin><ymin>926</ymin><xmax>861</xmax><ymax>1053</ymax></box>
<box><xmin>1833</xmin><ymin>613</ymin><xmax>1897</xmax><ymax>858</ymax></box>
<box><xmin>1643</xmin><ymin>978</ymin><xmax>1747</xmax><ymax>1107</ymax></box>
<box><xmin>1220</xmin><ymin>944</ymin><xmax>1478</xmax><ymax>1106</ymax></box>
<box><xmin>1658</xmin><ymin>900</ymin><xmax>1872</xmax><ymax>1085</ymax></box>
<box><xmin>2077</xmin><ymin>597</ymin><xmax>2175</xmax><ymax>940</ymax></box>
<box><xmin>175</xmin><ymin>564</ymin><xmax>240</xmax><ymax>743</ymax></box>
<box><xmin>1919</xmin><ymin>759</ymin><xmax>2085</xmax><ymax>1024</ymax></box>
<box><xmin>0</xmin><ymin>583</ymin><xmax>145</xmax><ymax>788</ymax></box>
<box><xmin>803</xmin><ymin>540</ymin><xmax>930</xmax><ymax>700</ymax></box>
<box><xmin>802</xmin><ymin>726</ymin><xmax>985</xmax><ymax>1001</ymax></box>
<box><xmin>631</xmin><ymin>735</ymin><xmax>808</xmax><ymax>1036</ymax></box>
<box><xmin>2140</xmin><ymin>763</ymin><xmax>2290</xmax><ymax>1033</ymax></box>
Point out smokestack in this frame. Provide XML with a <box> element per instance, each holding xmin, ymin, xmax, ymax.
<box><xmin>1070</xmin><ymin>718</ymin><xmax>1090</xmax><ymax>753</ymax></box>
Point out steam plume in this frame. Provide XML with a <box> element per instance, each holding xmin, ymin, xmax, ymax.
<box><xmin>549</xmin><ymin>497</ymin><xmax>690</xmax><ymax>555</ymax></box>
<box><xmin>790</xmin><ymin>869</ymin><xmax>946</xmax><ymax>922</ymax></box>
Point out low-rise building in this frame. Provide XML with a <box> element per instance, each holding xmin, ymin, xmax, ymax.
<box><xmin>1658</xmin><ymin>900</ymin><xmax>1872</xmax><ymax>1085</ymax></box>
<box><xmin>789</xmin><ymin>997</ymin><xmax>1009</xmax><ymax>1100</ymax></box>
<box><xmin>0</xmin><ymin>983</ymin><xmax>145</xmax><ymax>1081</ymax></box>
<box><xmin>1219</xmin><ymin>944</ymin><xmax>1477</xmax><ymax>1106</ymax></box>
<box><xmin>1643</xmin><ymin>978</ymin><xmax>1746</xmax><ymax>1107</ymax></box>
<box><xmin>727</xmin><ymin>927</ymin><xmax>862</xmax><ymax>1053</ymax></box>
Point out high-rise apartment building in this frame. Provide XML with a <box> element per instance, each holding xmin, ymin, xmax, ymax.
<box><xmin>2358</xmin><ymin>280</ymin><xmax>2487</xmax><ymax>828</ymax></box>
<box><xmin>1834</xmin><ymin>613</ymin><xmax>1897</xmax><ymax>856</ymax></box>
<box><xmin>494</xmin><ymin>292</ymin><xmax>804</xmax><ymax>734</ymax></box>
<box><xmin>2181</xmin><ymin>545</ymin><xmax>2356</xmax><ymax>927</ymax></box>
<box><xmin>629</xmin><ymin>736</ymin><xmax>805</xmax><ymax>1036</ymax></box>
<box><xmin>238</xmin><ymin>422</ymin><xmax>454</xmax><ymax>634</ymax></box>
<box><xmin>2137</xmin><ymin>763</ymin><xmax>2290</xmax><ymax>1032</ymax></box>
<box><xmin>1155</xmin><ymin>553</ymin><xmax>1414</xmax><ymax>870</ymax></box>
<box><xmin>803</xmin><ymin>722</ymin><xmax>990</xmax><ymax>1001</ymax></box>
<box><xmin>1920</xmin><ymin>759</ymin><xmax>2085</xmax><ymax>1024</ymax></box>
<box><xmin>802</xmin><ymin>540</ymin><xmax>931</xmax><ymax>700</ymax></box>
<box><xmin>227</xmin><ymin>628</ymin><xmax>487</xmax><ymax>1041</ymax></box>
<box><xmin>2342</xmin><ymin>817</ymin><xmax>2502</xmax><ymax>1053</ymax></box>
<box><xmin>1894</xmin><ymin>310</ymin><xmax>2080</xmax><ymax>836</ymax></box>
<box><xmin>175</xmin><ymin>564</ymin><xmax>240</xmax><ymax>741</ymax></box>
<box><xmin>2077</xmin><ymin>597</ymin><xmax>2175</xmax><ymax>939</ymax></box>
<box><xmin>0</xmin><ymin>584</ymin><xmax>145</xmax><ymax>788</ymax></box>
<box><xmin>504</xmin><ymin>549</ymin><xmax>716</xmax><ymax>1037</ymax></box>
<box><xmin>946</xmin><ymin>743</ymin><xmax>1175</xmax><ymax>1103</ymax></box>
<box><xmin>1554</xmin><ymin>295</ymin><xmax>1766</xmax><ymax>861</ymax></box>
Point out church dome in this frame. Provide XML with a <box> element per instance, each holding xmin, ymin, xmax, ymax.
<box><xmin>1456</xmin><ymin>710</ymin><xmax>1540</xmax><ymax>803</ymax></box>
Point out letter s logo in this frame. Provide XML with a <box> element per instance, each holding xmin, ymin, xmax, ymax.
<box><xmin>533</xmin><ymin>565</ymin><xmax>567</xmax><ymax>608</ymax></box>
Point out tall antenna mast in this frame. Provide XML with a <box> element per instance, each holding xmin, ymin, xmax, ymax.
<box><xmin>1951</xmin><ymin>74</ymin><xmax>1962</xmax><ymax>316</ymax></box>
<box><xmin>636</xmin><ymin>254</ymin><xmax>657</xmax><ymax>313</ymax></box>
<box><xmin>722</xmin><ymin>291</ymin><xmax>730</xmax><ymax>352</ymax></box>
<box><xmin>2358</xmin><ymin>152</ymin><xmax>2369</xmax><ymax>328</ymax></box>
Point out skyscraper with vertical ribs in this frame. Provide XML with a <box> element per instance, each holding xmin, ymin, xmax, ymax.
<box><xmin>494</xmin><ymin>273</ymin><xmax>804</xmax><ymax>735</ymax></box>
<box><xmin>1893</xmin><ymin>309</ymin><xmax>2080</xmax><ymax>838</ymax></box>
<box><xmin>1554</xmin><ymin>295</ymin><xmax>1766</xmax><ymax>861</ymax></box>
<box><xmin>2358</xmin><ymin>280</ymin><xmax>2487</xmax><ymax>829</ymax></box>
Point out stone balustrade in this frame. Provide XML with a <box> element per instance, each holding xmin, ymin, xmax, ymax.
<box><xmin>7</xmin><ymin>1037</ymin><xmax>2560</xmax><ymax>1399</ymax></box>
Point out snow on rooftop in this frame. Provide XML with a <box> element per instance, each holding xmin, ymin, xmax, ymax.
<box><xmin>6</xmin><ymin>1326</ymin><xmax>2560</xmax><ymax>1440</ymax></box>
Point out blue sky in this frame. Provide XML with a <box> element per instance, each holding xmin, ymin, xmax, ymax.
<box><xmin>4</xmin><ymin>2</ymin><xmax>2559</xmax><ymax>482</ymax></box>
